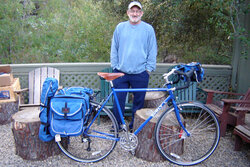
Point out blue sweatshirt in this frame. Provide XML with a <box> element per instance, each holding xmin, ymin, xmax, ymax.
<box><xmin>110</xmin><ymin>21</ymin><xmax>157</xmax><ymax>74</ymax></box>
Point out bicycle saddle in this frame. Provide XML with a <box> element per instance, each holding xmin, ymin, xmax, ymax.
<box><xmin>97</xmin><ymin>72</ymin><xmax>124</xmax><ymax>81</ymax></box>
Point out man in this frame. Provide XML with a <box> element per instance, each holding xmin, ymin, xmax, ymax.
<box><xmin>110</xmin><ymin>1</ymin><xmax>157</xmax><ymax>131</ymax></box>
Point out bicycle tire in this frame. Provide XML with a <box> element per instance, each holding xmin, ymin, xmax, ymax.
<box><xmin>57</xmin><ymin>100</ymin><xmax>119</xmax><ymax>163</ymax></box>
<box><xmin>155</xmin><ymin>102</ymin><xmax>220</xmax><ymax>166</ymax></box>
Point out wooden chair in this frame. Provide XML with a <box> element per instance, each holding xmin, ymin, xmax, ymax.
<box><xmin>172</xmin><ymin>80</ymin><xmax>198</xmax><ymax>102</ymax></box>
<box><xmin>15</xmin><ymin>67</ymin><xmax>60</xmax><ymax>109</ymax></box>
<box><xmin>233</xmin><ymin>107</ymin><xmax>250</xmax><ymax>151</ymax></box>
<box><xmin>204</xmin><ymin>88</ymin><xmax>250</xmax><ymax>137</ymax></box>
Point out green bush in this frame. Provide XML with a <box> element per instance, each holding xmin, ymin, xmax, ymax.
<box><xmin>1</xmin><ymin>0</ymin><xmax>247</xmax><ymax>65</ymax></box>
<box><xmin>0</xmin><ymin>0</ymin><xmax>118</xmax><ymax>63</ymax></box>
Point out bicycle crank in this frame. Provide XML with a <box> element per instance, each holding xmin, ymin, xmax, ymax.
<box><xmin>119</xmin><ymin>132</ymin><xmax>138</xmax><ymax>151</ymax></box>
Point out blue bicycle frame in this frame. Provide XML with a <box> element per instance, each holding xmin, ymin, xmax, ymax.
<box><xmin>85</xmin><ymin>83</ymin><xmax>190</xmax><ymax>141</ymax></box>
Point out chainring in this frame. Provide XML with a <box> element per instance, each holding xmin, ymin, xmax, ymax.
<box><xmin>119</xmin><ymin>132</ymin><xmax>138</xmax><ymax>151</ymax></box>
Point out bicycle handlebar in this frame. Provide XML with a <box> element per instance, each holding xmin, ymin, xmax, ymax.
<box><xmin>163</xmin><ymin>67</ymin><xmax>195</xmax><ymax>91</ymax></box>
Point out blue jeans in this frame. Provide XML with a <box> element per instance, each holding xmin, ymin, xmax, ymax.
<box><xmin>113</xmin><ymin>69</ymin><xmax>149</xmax><ymax>129</ymax></box>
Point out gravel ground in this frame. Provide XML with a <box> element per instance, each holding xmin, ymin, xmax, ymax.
<box><xmin>0</xmin><ymin>123</ymin><xmax>249</xmax><ymax>167</ymax></box>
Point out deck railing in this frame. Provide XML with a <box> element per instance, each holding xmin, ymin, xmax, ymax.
<box><xmin>8</xmin><ymin>62</ymin><xmax>232</xmax><ymax>101</ymax></box>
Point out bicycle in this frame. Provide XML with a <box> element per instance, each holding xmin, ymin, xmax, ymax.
<box><xmin>56</xmin><ymin>63</ymin><xmax>220</xmax><ymax>166</ymax></box>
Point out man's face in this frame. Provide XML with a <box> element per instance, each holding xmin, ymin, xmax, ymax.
<box><xmin>127</xmin><ymin>6</ymin><xmax>143</xmax><ymax>24</ymax></box>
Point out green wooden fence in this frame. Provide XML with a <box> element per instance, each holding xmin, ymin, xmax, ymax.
<box><xmin>6</xmin><ymin>62</ymin><xmax>232</xmax><ymax>102</ymax></box>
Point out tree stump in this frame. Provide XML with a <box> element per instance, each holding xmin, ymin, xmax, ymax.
<box><xmin>134</xmin><ymin>108</ymin><xmax>184</xmax><ymax>162</ymax></box>
<box><xmin>144</xmin><ymin>91</ymin><xmax>168</xmax><ymax>111</ymax></box>
<box><xmin>0</xmin><ymin>78</ymin><xmax>20</xmax><ymax>124</ymax></box>
<box><xmin>0</xmin><ymin>100</ymin><xmax>18</xmax><ymax>124</ymax></box>
<box><xmin>11</xmin><ymin>107</ymin><xmax>65</xmax><ymax>160</ymax></box>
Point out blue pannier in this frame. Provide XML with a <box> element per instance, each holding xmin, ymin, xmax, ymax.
<box><xmin>39</xmin><ymin>77</ymin><xmax>58</xmax><ymax>142</ymax></box>
<box><xmin>49</xmin><ymin>96</ymin><xmax>86</xmax><ymax>136</ymax></box>
<box><xmin>49</xmin><ymin>87</ymin><xmax>93</xmax><ymax>137</ymax></box>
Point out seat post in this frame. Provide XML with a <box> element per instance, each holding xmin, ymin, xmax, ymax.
<box><xmin>110</xmin><ymin>81</ymin><xmax>114</xmax><ymax>88</ymax></box>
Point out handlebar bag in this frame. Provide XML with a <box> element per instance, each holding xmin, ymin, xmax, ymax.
<box><xmin>49</xmin><ymin>95</ymin><xmax>87</xmax><ymax>137</ymax></box>
<box><xmin>175</xmin><ymin>62</ymin><xmax>204</xmax><ymax>83</ymax></box>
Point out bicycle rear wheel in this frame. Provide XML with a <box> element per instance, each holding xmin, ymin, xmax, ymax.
<box><xmin>155</xmin><ymin>102</ymin><xmax>220</xmax><ymax>166</ymax></box>
<box><xmin>57</xmin><ymin>101</ymin><xmax>118</xmax><ymax>163</ymax></box>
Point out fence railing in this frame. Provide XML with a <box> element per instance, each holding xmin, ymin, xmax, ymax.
<box><xmin>8</xmin><ymin>62</ymin><xmax>232</xmax><ymax>101</ymax></box>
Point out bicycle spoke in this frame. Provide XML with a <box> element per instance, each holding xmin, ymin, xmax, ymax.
<box><xmin>155</xmin><ymin>102</ymin><xmax>220</xmax><ymax>166</ymax></box>
<box><xmin>57</xmin><ymin>101</ymin><xmax>118</xmax><ymax>163</ymax></box>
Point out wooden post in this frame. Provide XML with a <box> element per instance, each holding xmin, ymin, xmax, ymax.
<box><xmin>11</xmin><ymin>107</ymin><xmax>65</xmax><ymax>160</ymax></box>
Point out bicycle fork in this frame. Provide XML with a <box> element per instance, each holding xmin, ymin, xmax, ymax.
<box><xmin>173</xmin><ymin>102</ymin><xmax>191</xmax><ymax>137</ymax></box>
<box><xmin>167</xmin><ymin>87</ymin><xmax>191</xmax><ymax>137</ymax></box>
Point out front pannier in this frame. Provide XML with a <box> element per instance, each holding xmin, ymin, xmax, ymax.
<box><xmin>49</xmin><ymin>95</ymin><xmax>87</xmax><ymax>137</ymax></box>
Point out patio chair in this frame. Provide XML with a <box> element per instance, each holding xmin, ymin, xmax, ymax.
<box><xmin>204</xmin><ymin>88</ymin><xmax>250</xmax><ymax>137</ymax></box>
<box><xmin>15</xmin><ymin>67</ymin><xmax>60</xmax><ymax>110</ymax></box>
<box><xmin>233</xmin><ymin>107</ymin><xmax>250</xmax><ymax>151</ymax></box>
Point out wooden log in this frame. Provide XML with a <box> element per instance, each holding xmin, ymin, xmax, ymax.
<box><xmin>11</xmin><ymin>107</ymin><xmax>65</xmax><ymax>160</ymax></box>
<box><xmin>134</xmin><ymin>108</ymin><xmax>183</xmax><ymax>162</ymax></box>
<box><xmin>0</xmin><ymin>100</ymin><xmax>18</xmax><ymax>124</ymax></box>
<box><xmin>144</xmin><ymin>91</ymin><xmax>168</xmax><ymax>111</ymax></box>
<box><xmin>0</xmin><ymin>78</ymin><xmax>20</xmax><ymax>124</ymax></box>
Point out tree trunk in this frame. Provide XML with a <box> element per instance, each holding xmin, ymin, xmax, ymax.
<box><xmin>144</xmin><ymin>91</ymin><xmax>168</xmax><ymax>110</ymax></box>
<box><xmin>11</xmin><ymin>107</ymin><xmax>65</xmax><ymax>160</ymax></box>
<box><xmin>0</xmin><ymin>100</ymin><xmax>18</xmax><ymax>124</ymax></box>
<box><xmin>0</xmin><ymin>78</ymin><xmax>20</xmax><ymax>124</ymax></box>
<box><xmin>134</xmin><ymin>107</ymin><xmax>183</xmax><ymax>161</ymax></box>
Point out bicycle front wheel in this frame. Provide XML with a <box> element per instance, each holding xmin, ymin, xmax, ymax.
<box><xmin>57</xmin><ymin>101</ymin><xmax>119</xmax><ymax>163</ymax></box>
<box><xmin>155</xmin><ymin>102</ymin><xmax>220</xmax><ymax>166</ymax></box>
